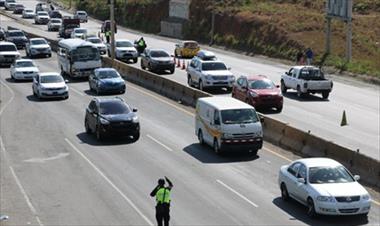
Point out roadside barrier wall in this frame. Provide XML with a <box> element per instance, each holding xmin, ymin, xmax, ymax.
<box><xmin>3</xmin><ymin>9</ymin><xmax>378</xmax><ymax>188</ymax></box>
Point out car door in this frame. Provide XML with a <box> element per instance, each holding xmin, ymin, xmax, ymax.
<box><xmin>86</xmin><ymin>100</ymin><xmax>98</xmax><ymax>131</ymax></box>
<box><xmin>284</xmin><ymin>162</ymin><xmax>301</xmax><ymax>198</ymax></box>
<box><xmin>10</xmin><ymin>62</ymin><xmax>15</xmax><ymax>76</ymax></box>
<box><xmin>294</xmin><ymin>163</ymin><xmax>309</xmax><ymax>204</ymax></box>
<box><xmin>187</xmin><ymin>58</ymin><xmax>197</xmax><ymax>81</ymax></box>
<box><xmin>238</xmin><ymin>77</ymin><xmax>249</xmax><ymax>101</ymax></box>
<box><xmin>32</xmin><ymin>75</ymin><xmax>39</xmax><ymax>93</ymax></box>
<box><xmin>141</xmin><ymin>49</ymin><xmax>148</xmax><ymax>67</ymax></box>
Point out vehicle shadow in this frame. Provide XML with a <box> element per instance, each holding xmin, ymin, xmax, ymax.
<box><xmin>76</xmin><ymin>132</ymin><xmax>136</xmax><ymax>146</ymax></box>
<box><xmin>4</xmin><ymin>78</ymin><xmax>32</xmax><ymax>83</ymax></box>
<box><xmin>83</xmin><ymin>90</ymin><xmax>124</xmax><ymax>97</ymax></box>
<box><xmin>62</xmin><ymin>76</ymin><xmax>88</xmax><ymax>84</ymax></box>
<box><xmin>204</xmin><ymin>88</ymin><xmax>231</xmax><ymax>95</ymax></box>
<box><xmin>272</xmin><ymin>197</ymin><xmax>368</xmax><ymax>226</ymax></box>
<box><xmin>26</xmin><ymin>94</ymin><xmax>66</xmax><ymax>102</ymax></box>
<box><xmin>183</xmin><ymin>143</ymin><xmax>259</xmax><ymax>164</ymax></box>
<box><xmin>257</xmin><ymin>108</ymin><xmax>281</xmax><ymax>115</ymax></box>
<box><xmin>283</xmin><ymin>92</ymin><xmax>330</xmax><ymax>102</ymax></box>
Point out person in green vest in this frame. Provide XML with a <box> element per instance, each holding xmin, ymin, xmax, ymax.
<box><xmin>150</xmin><ymin>177</ymin><xmax>173</xmax><ymax>226</ymax></box>
<box><xmin>105</xmin><ymin>30</ymin><xmax>111</xmax><ymax>44</ymax></box>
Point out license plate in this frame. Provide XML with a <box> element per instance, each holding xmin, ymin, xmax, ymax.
<box><xmin>53</xmin><ymin>92</ymin><xmax>58</xmax><ymax>95</ymax></box>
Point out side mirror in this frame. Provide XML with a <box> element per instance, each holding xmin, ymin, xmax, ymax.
<box><xmin>132</xmin><ymin>108</ymin><xmax>138</xmax><ymax>112</ymax></box>
<box><xmin>285</xmin><ymin>72</ymin><xmax>289</xmax><ymax>75</ymax></box>
<box><xmin>227</xmin><ymin>67</ymin><xmax>231</xmax><ymax>70</ymax></box>
<box><xmin>276</xmin><ymin>85</ymin><xmax>280</xmax><ymax>88</ymax></box>
<box><xmin>259</xmin><ymin>116</ymin><xmax>265</xmax><ymax>123</ymax></box>
<box><xmin>297</xmin><ymin>178</ymin><xmax>306</xmax><ymax>184</ymax></box>
<box><xmin>353</xmin><ymin>175</ymin><xmax>360</xmax><ymax>181</ymax></box>
<box><xmin>64</xmin><ymin>79</ymin><xmax>69</xmax><ymax>83</ymax></box>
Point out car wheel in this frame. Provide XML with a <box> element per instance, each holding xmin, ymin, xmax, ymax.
<box><xmin>280</xmin><ymin>183</ymin><xmax>290</xmax><ymax>201</ymax></box>
<box><xmin>307</xmin><ymin>198</ymin><xmax>317</xmax><ymax>218</ymax></box>
<box><xmin>85</xmin><ymin>120</ymin><xmax>91</xmax><ymax>134</ymax></box>
<box><xmin>198</xmin><ymin>130</ymin><xmax>204</xmax><ymax>145</ymax></box>
<box><xmin>33</xmin><ymin>88</ymin><xmax>37</xmax><ymax>97</ymax></box>
<box><xmin>141</xmin><ymin>61</ymin><xmax>146</xmax><ymax>70</ymax></box>
<box><xmin>213</xmin><ymin>138</ymin><xmax>221</xmax><ymax>155</ymax></box>
<box><xmin>133</xmin><ymin>58</ymin><xmax>138</xmax><ymax>63</ymax></box>
<box><xmin>297</xmin><ymin>86</ymin><xmax>304</xmax><ymax>98</ymax></box>
<box><xmin>322</xmin><ymin>91</ymin><xmax>329</xmax><ymax>99</ymax></box>
<box><xmin>37</xmin><ymin>90</ymin><xmax>41</xmax><ymax>99</ymax></box>
<box><xmin>281</xmin><ymin>80</ymin><xmax>287</xmax><ymax>94</ymax></box>
<box><xmin>48</xmin><ymin>54</ymin><xmax>51</xmax><ymax>58</ymax></box>
<box><xmin>226</xmin><ymin>87</ymin><xmax>233</xmax><ymax>93</ymax></box>
<box><xmin>199</xmin><ymin>80</ymin><xmax>204</xmax><ymax>91</ymax></box>
<box><xmin>169</xmin><ymin>68</ymin><xmax>175</xmax><ymax>74</ymax></box>
<box><xmin>276</xmin><ymin>105</ymin><xmax>283</xmax><ymax>113</ymax></box>
<box><xmin>187</xmin><ymin>75</ymin><xmax>193</xmax><ymax>87</ymax></box>
<box><xmin>96</xmin><ymin>126</ymin><xmax>103</xmax><ymax>141</ymax></box>
<box><xmin>64</xmin><ymin>95</ymin><xmax>69</xmax><ymax>100</ymax></box>
<box><xmin>131</xmin><ymin>132</ymin><xmax>140</xmax><ymax>142</ymax></box>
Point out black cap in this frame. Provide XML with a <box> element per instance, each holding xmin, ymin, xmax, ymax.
<box><xmin>158</xmin><ymin>178</ymin><xmax>165</xmax><ymax>186</ymax></box>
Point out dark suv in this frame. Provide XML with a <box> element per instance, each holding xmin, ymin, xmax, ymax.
<box><xmin>5</xmin><ymin>30</ymin><xmax>28</xmax><ymax>49</ymax></box>
<box><xmin>84</xmin><ymin>97</ymin><xmax>140</xmax><ymax>141</ymax></box>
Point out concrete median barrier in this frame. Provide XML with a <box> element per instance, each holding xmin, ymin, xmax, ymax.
<box><xmin>3</xmin><ymin>9</ymin><xmax>379</xmax><ymax>189</ymax></box>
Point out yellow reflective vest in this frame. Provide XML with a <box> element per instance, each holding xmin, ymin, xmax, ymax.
<box><xmin>156</xmin><ymin>188</ymin><xmax>171</xmax><ymax>204</ymax></box>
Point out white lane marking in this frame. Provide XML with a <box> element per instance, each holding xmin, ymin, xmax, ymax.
<box><xmin>216</xmin><ymin>179</ymin><xmax>259</xmax><ymax>208</ymax></box>
<box><xmin>146</xmin><ymin>134</ymin><xmax>173</xmax><ymax>152</ymax></box>
<box><xmin>0</xmin><ymin>137</ymin><xmax>43</xmax><ymax>226</ymax></box>
<box><xmin>64</xmin><ymin>138</ymin><xmax>153</xmax><ymax>226</ymax></box>
<box><xmin>0</xmin><ymin>79</ymin><xmax>15</xmax><ymax>115</ymax></box>
<box><xmin>68</xmin><ymin>86</ymin><xmax>85</xmax><ymax>96</ymax></box>
<box><xmin>23</xmin><ymin>153</ymin><xmax>70</xmax><ymax>163</ymax></box>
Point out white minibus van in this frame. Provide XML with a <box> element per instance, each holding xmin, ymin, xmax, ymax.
<box><xmin>58</xmin><ymin>38</ymin><xmax>101</xmax><ymax>78</ymax></box>
<box><xmin>195</xmin><ymin>97</ymin><xmax>263</xmax><ymax>155</ymax></box>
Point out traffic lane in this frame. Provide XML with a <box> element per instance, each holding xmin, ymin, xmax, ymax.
<box><xmin>4</xmin><ymin>7</ymin><xmax>379</xmax><ymax>158</ymax></box>
<box><xmin>67</xmin><ymin>75</ymin><xmax>380</xmax><ymax>225</ymax></box>
<box><xmin>0</xmin><ymin>71</ymin><xmax>150</xmax><ymax>225</ymax></box>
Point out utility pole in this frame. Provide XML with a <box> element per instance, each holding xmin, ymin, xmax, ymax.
<box><xmin>69</xmin><ymin>0</ymin><xmax>72</xmax><ymax>9</ymax></box>
<box><xmin>110</xmin><ymin>0</ymin><xmax>116</xmax><ymax>61</ymax></box>
<box><xmin>209</xmin><ymin>0</ymin><xmax>216</xmax><ymax>46</ymax></box>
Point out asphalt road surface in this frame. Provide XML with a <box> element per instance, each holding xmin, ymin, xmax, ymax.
<box><xmin>1</xmin><ymin>0</ymin><xmax>379</xmax><ymax>161</ymax></box>
<box><xmin>0</xmin><ymin>36</ymin><xmax>380</xmax><ymax>226</ymax></box>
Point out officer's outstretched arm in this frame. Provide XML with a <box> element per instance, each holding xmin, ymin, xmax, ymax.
<box><xmin>165</xmin><ymin>176</ymin><xmax>173</xmax><ymax>188</ymax></box>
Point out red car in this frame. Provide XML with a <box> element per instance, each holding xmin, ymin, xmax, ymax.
<box><xmin>232</xmin><ymin>75</ymin><xmax>283</xmax><ymax>112</ymax></box>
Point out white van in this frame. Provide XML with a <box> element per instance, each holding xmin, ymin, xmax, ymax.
<box><xmin>58</xmin><ymin>38</ymin><xmax>101</xmax><ymax>78</ymax></box>
<box><xmin>195</xmin><ymin>97</ymin><xmax>263</xmax><ymax>155</ymax></box>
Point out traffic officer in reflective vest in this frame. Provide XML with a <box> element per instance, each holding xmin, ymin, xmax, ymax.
<box><xmin>150</xmin><ymin>177</ymin><xmax>173</xmax><ymax>226</ymax></box>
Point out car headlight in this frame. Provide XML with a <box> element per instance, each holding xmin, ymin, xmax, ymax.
<box><xmin>361</xmin><ymin>194</ymin><xmax>370</xmax><ymax>201</ymax></box>
<box><xmin>249</xmin><ymin>91</ymin><xmax>258</xmax><ymax>97</ymax></box>
<box><xmin>317</xmin><ymin>196</ymin><xmax>335</xmax><ymax>202</ymax></box>
<box><xmin>99</xmin><ymin>118</ymin><xmax>110</xmax><ymax>125</ymax></box>
<box><xmin>132</xmin><ymin>115</ymin><xmax>139</xmax><ymax>123</ymax></box>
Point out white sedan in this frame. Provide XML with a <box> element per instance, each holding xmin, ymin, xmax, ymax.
<box><xmin>71</xmin><ymin>28</ymin><xmax>88</xmax><ymax>39</ymax></box>
<box><xmin>278</xmin><ymin>158</ymin><xmax>371</xmax><ymax>217</ymax></box>
<box><xmin>32</xmin><ymin>72</ymin><xmax>69</xmax><ymax>99</ymax></box>
<box><xmin>26</xmin><ymin>38</ymin><xmax>52</xmax><ymax>58</ymax></box>
<box><xmin>10</xmin><ymin>59</ymin><xmax>39</xmax><ymax>81</ymax></box>
<box><xmin>22</xmin><ymin>9</ymin><xmax>35</xmax><ymax>19</ymax></box>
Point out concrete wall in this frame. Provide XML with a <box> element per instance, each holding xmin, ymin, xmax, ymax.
<box><xmin>160</xmin><ymin>21</ymin><xmax>184</xmax><ymax>39</ymax></box>
<box><xmin>169</xmin><ymin>0</ymin><xmax>191</xmax><ymax>19</ymax></box>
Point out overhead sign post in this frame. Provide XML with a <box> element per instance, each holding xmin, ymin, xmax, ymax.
<box><xmin>325</xmin><ymin>0</ymin><xmax>353</xmax><ymax>61</ymax></box>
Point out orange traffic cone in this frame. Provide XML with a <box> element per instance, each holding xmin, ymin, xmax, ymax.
<box><xmin>181</xmin><ymin>59</ymin><xmax>186</xmax><ymax>70</ymax></box>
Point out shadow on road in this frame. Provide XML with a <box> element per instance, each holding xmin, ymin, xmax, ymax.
<box><xmin>272</xmin><ymin>197</ymin><xmax>368</xmax><ymax>226</ymax></box>
<box><xmin>26</xmin><ymin>94</ymin><xmax>67</xmax><ymax>102</ymax></box>
<box><xmin>283</xmin><ymin>92</ymin><xmax>330</xmax><ymax>102</ymax></box>
<box><xmin>4</xmin><ymin>77</ymin><xmax>32</xmax><ymax>83</ymax></box>
<box><xmin>183</xmin><ymin>143</ymin><xmax>259</xmax><ymax>164</ymax></box>
<box><xmin>76</xmin><ymin>132</ymin><xmax>136</xmax><ymax>146</ymax></box>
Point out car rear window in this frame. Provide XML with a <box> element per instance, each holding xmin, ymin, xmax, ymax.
<box><xmin>100</xmin><ymin>101</ymin><xmax>130</xmax><ymax>115</ymax></box>
<box><xmin>0</xmin><ymin>45</ymin><xmax>17</xmax><ymax>51</ymax></box>
<box><xmin>8</xmin><ymin>31</ymin><xmax>24</xmax><ymax>37</ymax></box>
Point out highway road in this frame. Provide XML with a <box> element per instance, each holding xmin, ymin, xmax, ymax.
<box><xmin>3</xmin><ymin>0</ymin><xmax>379</xmax><ymax>160</ymax></box>
<box><xmin>0</xmin><ymin>14</ymin><xmax>380</xmax><ymax>226</ymax></box>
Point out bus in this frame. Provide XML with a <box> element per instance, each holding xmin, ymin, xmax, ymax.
<box><xmin>58</xmin><ymin>38</ymin><xmax>101</xmax><ymax>78</ymax></box>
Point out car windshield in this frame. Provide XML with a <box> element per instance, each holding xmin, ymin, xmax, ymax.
<box><xmin>183</xmin><ymin>42</ymin><xmax>198</xmax><ymax>48</ymax></box>
<box><xmin>15</xmin><ymin>4</ymin><xmax>23</xmax><ymax>7</ymax></box>
<box><xmin>88</xmin><ymin>38</ymin><xmax>101</xmax><ymax>44</ymax></box>
<box><xmin>221</xmin><ymin>109</ymin><xmax>259</xmax><ymax>124</ymax></box>
<box><xmin>7</xmin><ymin>0</ymin><xmax>15</xmax><ymax>2</ymax></box>
<box><xmin>31</xmin><ymin>39</ymin><xmax>47</xmax><ymax>45</ymax></box>
<box><xmin>51</xmin><ymin>19</ymin><xmax>61</xmax><ymax>23</ymax></box>
<box><xmin>25</xmin><ymin>9</ymin><xmax>33</xmax><ymax>12</ymax></box>
<box><xmin>40</xmin><ymin>75</ymin><xmax>63</xmax><ymax>83</ymax></box>
<box><xmin>8</xmin><ymin>31</ymin><xmax>24</xmax><ymax>37</ymax></box>
<box><xmin>249</xmin><ymin>79</ymin><xmax>275</xmax><ymax>89</ymax></box>
<box><xmin>75</xmin><ymin>29</ymin><xmax>87</xmax><ymax>34</ymax></box>
<box><xmin>150</xmin><ymin>51</ymin><xmax>169</xmax><ymax>58</ymax></box>
<box><xmin>38</xmin><ymin>12</ymin><xmax>48</xmax><ymax>16</ymax></box>
<box><xmin>0</xmin><ymin>45</ymin><xmax>16</xmax><ymax>51</ymax></box>
<box><xmin>71</xmin><ymin>46</ymin><xmax>100</xmax><ymax>62</ymax></box>
<box><xmin>299</xmin><ymin>68</ymin><xmax>325</xmax><ymax>80</ymax></box>
<box><xmin>100</xmin><ymin>102</ymin><xmax>130</xmax><ymax>115</ymax></box>
<box><xmin>309</xmin><ymin>166</ymin><xmax>355</xmax><ymax>184</ymax></box>
<box><xmin>16</xmin><ymin>61</ymin><xmax>34</xmax><ymax>67</ymax></box>
<box><xmin>202</xmin><ymin>62</ymin><xmax>227</xmax><ymax>71</ymax></box>
<box><xmin>116</xmin><ymin>41</ymin><xmax>133</xmax><ymax>47</ymax></box>
<box><xmin>98</xmin><ymin>70</ymin><xmax>119</xmax><ymax>79</ymax></box>
<box><xmin>78</xmin><ymin>12</ymin><xmax>86</xmax><ymax>15</ymax></box>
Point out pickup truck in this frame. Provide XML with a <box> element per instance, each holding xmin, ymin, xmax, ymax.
<box><xmin>59</xmin><ymin>18</ymin><xmax>80</xmax><ymax>38</ymax></box>
<box><xmin>280</xmin><ymin>66</ymin><xmax>333</xmax><ymax>99</ymax></box>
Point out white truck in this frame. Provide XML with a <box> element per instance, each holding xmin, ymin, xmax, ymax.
<box><xmin>280</xmin><ymin>66</ymin><xmax>333</xmax><ymax>99</ymax></box>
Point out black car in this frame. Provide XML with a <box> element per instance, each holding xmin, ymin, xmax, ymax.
<box><xmin>49</xmin><ymin>10</ymin><xmax>62</xmax><ymax>18</ymax></box>
<box><xmin>140</xmin><ymin>49</ymin><xmax>175</xmax><ymax>74</ymax></box>
<box><xmin>5</xmin><ymin>30</ymin><xmax>28</xmax><ymax>49</ymax></box>
<box><xmin>84</xmin><ymin>97</ymin><xmax>140</xmax><ymax>141</ymax></box>
<box><xmin>13</xmin><ymin>3</ymin><xmax>24</xmax><ymax>14</ymax></box>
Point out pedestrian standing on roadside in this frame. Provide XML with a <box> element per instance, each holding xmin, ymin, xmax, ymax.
<box><xmin>150</xmin><ymin>177</ymin><xmax>173</xmax><ymax>226</ymax></box>
<box><xmin>305</xmin><ymin>48</ymin><xmax>314</xmax><ymax>65</ymax></box>
<box><xmin>296</xmin><ymin>50</ymin><xmax>304</xmax><ymax>65</ymax></box>
<box><xmin>105</xmin><ymin>30</ymin><xmax>111</xmax><ymax>44</ymax></box>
